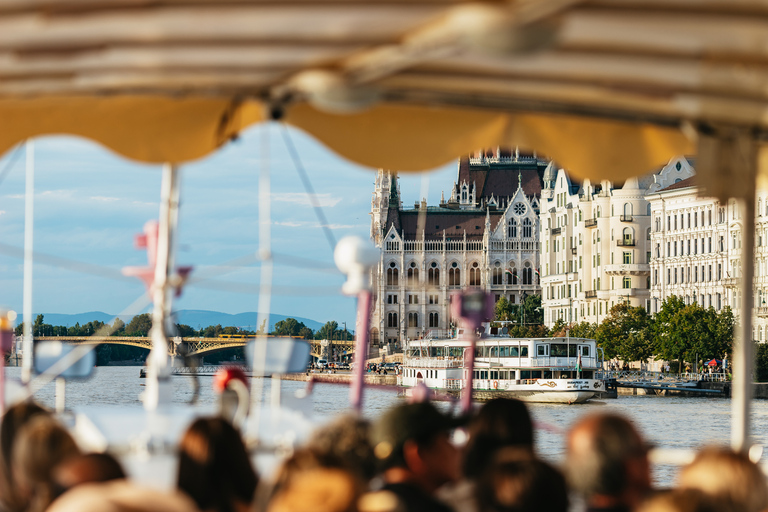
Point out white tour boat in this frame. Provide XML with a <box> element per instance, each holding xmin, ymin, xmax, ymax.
<box><xmin>399</xmin><ymin>327</ymin><xmax>606</xmax><ymax>404</ymax></box>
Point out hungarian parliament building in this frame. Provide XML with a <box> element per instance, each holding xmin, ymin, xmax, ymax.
<box><xmin>369</xmin><ymin>149</ymin><xmax>768</xmax><ymax>347</ymax></box>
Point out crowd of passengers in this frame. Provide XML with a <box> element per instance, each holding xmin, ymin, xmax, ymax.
<box><xmin>0</xmin><ymin>397</ymin><xmax>763</xmax><ymax>512</ymax></box>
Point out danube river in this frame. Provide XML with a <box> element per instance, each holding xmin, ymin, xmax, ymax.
<box><xmin>7</xmin><ymin>366</ymin><xmax>768</xmax><ymax>484</ymax></box>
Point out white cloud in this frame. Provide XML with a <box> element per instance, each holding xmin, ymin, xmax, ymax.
<box><xmin>90</xmin><ymin>196</ymin><xmax>121</xmax><ymax>202</ymax></box>
<box><xmin>0</xmin><ymin>210</ymin><xmax>5</xmax><ymax>216</ymax></box>
<box><xmin>271</xmin><ymin>192</ymin><xmax>341</xmax><ymax>208</ymax></box>
<box><xmin>274</xmin><ymin>221</ymin><xmax>304</xmax><ymax>227</ymax></box>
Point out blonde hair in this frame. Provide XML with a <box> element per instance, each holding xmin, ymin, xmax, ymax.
<box><xmin>678</xmin><ymin>446</ymin><xmax>768</xmax><ymax>512</ymax></box>
<box><xmin>12</xmin><ymin>415</ymin><xmax>80</xmax><ymax>512</ymax></box>
<box><xmin>637</xmin><ymin>489</ymin><xmax>736</xmax><ymax>512</ymax></box>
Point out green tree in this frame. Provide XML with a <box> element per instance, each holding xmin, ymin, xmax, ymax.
<box><xmin>298</xmin><ymin>326</ymin><xmax>314</xmax><ymax>340</ymax></box>
<box><xmin>755</xmin><ymin>342</ymin><xmax>768</xmax><ymax>382</ymax></box>
<box><xmin>125</xmin><ymin>314</ymin><xmax>152</xmax><ymax>336</ymax></box>
<box><xmin>175</xmin><ymin>324</ymin><xmax>197</xmax><ymax>337</ymax></box>
<box><xmin>595</xmin><ymin>302</ymin><xmax>652</xmax><ymax>362</ymax></box>
<box><xmin>494</xmin><ymin>297</ymin><xmax>513</xmax><ymax>321</ymax></box>
<box><xmin>273</xmin><ymin>318</ymin><xmax>307</xmax><ymax>337</ymax></box>
<box><xmin>202</xmin><ymin>324</ymin><xmax>224</xmax><ymax>337</ymax></box>
<box><xmin>569</xmin><ymin>321</ymin><xmax>598</xmax><ymax>340</ymax></box>
<box><xmin>316</xmin><ymin>321</ymin><xmax>338</xmax><ymax>340</ymax></box>
<box><xmin>33</xmin><ymin>314</ymin><xmax>45</xmax><ymax>336</ymax></box>
<box><xmin>111</xmin><ymin>318</ymin><xmax>126</xmax><ymax>335</ymax></box>
<box><xmin>548</xmin><ymin>318</ymin><xmax>566</xmax><ymax>337</ymax></box>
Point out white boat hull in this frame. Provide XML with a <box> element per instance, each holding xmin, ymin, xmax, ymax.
<box><xmin>400</xmin><ymin>378</ymin><xmax>604</xmax><ymax>404</ymax></box>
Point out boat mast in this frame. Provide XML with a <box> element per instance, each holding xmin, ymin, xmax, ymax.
<box><xmin>143</xmin><ymin>163</ymin><xmax>181</xmax><ymax>411</ymax></box>
<box><xmin>21</xmin><ymin>140</ymin><xmax>34</xmax><ymax>383</ymax></box>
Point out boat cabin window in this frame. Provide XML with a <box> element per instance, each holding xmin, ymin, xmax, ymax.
<box><xmin>549</xmin><ymin>344</ymin><xmax>580</xmax><ymax>357</ymax></box>
<box><xmin>580</xmin><ymin>345</ymin><xmax>590</xmax><ymax>356</ymax></box>
<box><xmin>537</xmin><ymin>344</ymin><xmax>549</xmax><ymax>356</ymax></box>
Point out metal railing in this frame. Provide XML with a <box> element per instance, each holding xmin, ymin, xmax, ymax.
<box><xmin>585</xmin><ymin>219</ymin><xmax>598</xmax><ymax>228</ymax></box>
<box><xmin>617</xmin><ymin>239</ymin><xmax>635</xmax><ymax>247</ymax></box>
<box><xmin>620</xmin><ymin>214</ymin><xmax>633</xmax><ymax>222</ymax></box>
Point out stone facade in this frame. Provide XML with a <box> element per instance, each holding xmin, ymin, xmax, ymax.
<box><xmin>369</xmin><ymin>149</ymin><xmax>546</xmax><ymax>346</ymax></box>
<box><xmin>540</xmin><ymin>156</ymin><xmax>694</xmax><ymax>326</ymax></box>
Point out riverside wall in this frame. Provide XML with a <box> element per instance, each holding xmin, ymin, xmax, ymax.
<box><xmin>281</xmin><ymin>372</ymin><xmax>397</xmax><ymax>386</ymax></box>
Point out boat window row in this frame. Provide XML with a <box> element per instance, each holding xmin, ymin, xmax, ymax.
<box><xmin>535</xmin><ymin>344</ymin><xmax>590</xmax><ymax>357</ymax></box>
<box><xmin>406</xmin><ymin>347</ymin><xmax>466</xmax><ymax>358</ymax></box>
<box><xmin>404</xmin><ymin>369</ymin><xmax>438</xmax><ymax>378</ymax></box>
<box><xmin>476</xmin><ymin>346</ymin><xmax>530</xmax><ymax>358</ymax></box>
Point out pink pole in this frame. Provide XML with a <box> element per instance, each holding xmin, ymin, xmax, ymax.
<box><xmin>461</xmin><ymin>333</ymin><xmax>477</xmax><ymax>413</ymax></box>
<box><xmin>350</xmin><ymin>290</ymin><xmax>372</xmax><ymax>411</ymax></box>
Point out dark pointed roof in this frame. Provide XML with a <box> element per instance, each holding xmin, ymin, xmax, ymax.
<box><xmin>456</xmin><ymin>155</ymin><xmax>546</xmax><ymax>200</ymax></box>
<box><xmin>398</xmin><ymin>208</ymin><xmax>505</xmax><ymax>240</ymax></box>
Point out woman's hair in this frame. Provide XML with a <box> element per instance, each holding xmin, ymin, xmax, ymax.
<box><xmin>307</xmin><ymin>414</ymin><xmax>375</xmax><ymax>482</ymax></box>
<box><xmin>678</xmin><ymin>446</ymin><xmax>768</xmax><ymax>512</ymax></box>
<box><xmin>475</xmin><ymin>449</ymin><xmax>567</xmax><ymax>512</ymax></box>
<box><xmin>463</xmin><ymin>398</ymin><xmax>534</xmax><ymax>478</ymax></box>
<box><xmin>177</xmin><ymin>417</ymin><xmax>258</xmax><ymax>512</ymax></box>
<box><xmin>0</xmin><ymin>401</ymin><xmax>49</xmax><ymax>512</ymax></box>
<box><xmin>11</xmin><ymin>415</ymin><xmax>81</xmax><ymax>512</ymax></box>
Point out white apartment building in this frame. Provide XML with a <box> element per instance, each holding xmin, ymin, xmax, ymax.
<box><xmin>540</xmin><ymin>157</ymin><xmax>694</xmax><ymax>327</ymax></box>
<box><xmin>370</xmin><ymin>149</ymin><xmax>545</xmax><ymax>347</ymax></box>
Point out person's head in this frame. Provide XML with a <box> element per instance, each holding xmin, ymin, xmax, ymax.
<box><xmin>177</xmin><ymin>417</ymin><xmax>258</xmax><ymax>512</ymax></box>
<box><xmin>371</xmin><ymin>402</ymin><xmax>461</xmax><ymax>491</ymax></box>
<box><xmin>475</xmin><ymin>449</ymin><xmax>568</xmax><ymax>512</ymax></box>
<box><xmin>463</xmin><ymin>398</ymin><xmax>533</xmax><ymax>478</ymax></box>
<box><xmin>267</xmin><ymin>468</ymin><xmax>361</xmax><ymax>512</ymax></box>
<box><xmin>12</xmin><ymin>415</ymin><xmax>81</xmax><ymax>512</ymax></box>
<box><xmin>637</xmin><ymin>489</ymin><xmax>737</xmax><ymax>512</ymax></box>
<box><xmin>678</xmin><ymin>446</ymin><xmax>768</xmax><ymax>512</ymax></box>
<box><xmin>52</xmin><ymin>452</ymin><xmax>126</xmax><ymax>498</ymax></box>
<box><xmin>566</xmin><ymin>413</ymin><xmax>651</xmax><ymax>507</ymax></box>
<box><xmin>0</xmin><ymin>401</ymin><xmax>49</xmax><ymax>512</ymax></box>
<box><xmin>308</xmin><ymin>414</ymin><xmax>376</xmax><ymax>483</ymax></box>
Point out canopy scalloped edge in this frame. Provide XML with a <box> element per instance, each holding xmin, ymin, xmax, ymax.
<box><xmin>0</xmin><ymin>96</ymin><xmax>695</xmax><ymax>184</ymax></box>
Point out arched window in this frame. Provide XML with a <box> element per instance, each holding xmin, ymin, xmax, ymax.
<box><xmin>429</xmin><ymin>312</ymin><xmax>439</xmax><ymax>328</ymax></box>
<box><xmin>579</xmin><ymin>210</ymin><xmax>583</xmax><ymax>221</ymax></box>
<box><xmin>370</xmin><ymin>328</ymin><xmax>379</xmax><ymax>345</ymax></box>
<box><xmin>624</xmin><ymin>203</ymin><xmax>633</xmax><ymax>218</ymax></box>
<box><xmin>408</xmin><ymin>312</ymin><xmax>419</xmax><ymax>327</ymax></box>
<box><xmin>507</xmin><ymin>263</ymin><xmax>515</xmax><ymax>284</ymax></box>
<box><xmin>492</xmin><ymin>261</ymin><xmax>503</xmax><ymax>285</ymax></box>
<box><xmin>449</xmin><ymin>262</ymin><xmax>461</xmax><ymax>287</ymax></box>
<box><xmin>596</xmin><ymin>206</ymin><xmax>602</xmax><ymax>218</ymax></box>
<box><xmin>522</xmin><ymin>218</ymin><xmax>532</xmax><ymax>238</ymax></box>
<box><xmin>461</xmin><ymin>185</ymin><xmax>468</xmax><ymax>203</ymax></box>
<box><xmin>508</xmin><ymin>218</ymin><xmax>518</xmax><ymax>238</ymax></box>
<box><xmin>647</xmin><ymin>203</ymin><xmax>651</xmax><ymax>216</ymax></box>
<box><xmin>522</xmin><ymin>264</ymin><xmax>533</xmax><ymax>285</ymax></box>
<box><xmin>623</xmin><ymin>227</ymin><xmax>633</xmax><ymax>245</ymax></box>
<box><xmin>427</xmin><ymin>262</ymin><xmax>440</xmax><ymax>286</ymax></box>
<box><xmin>386</xmin><ymin>262</ymin><xmax>399</xmax><ymax>286</ymax></box>
<box><xmin>387</xmin><ymin>312</ymin><xmax>398</xmax><ymax>328</ymax></box>
<box><xmin>407</xmin><ymin>262</ymin><xmax>419</xmax><ymax>284</ymax></box>
<box><xmin>646</xmin><ymin>227</ymin><xmax>651</xmax><ymax>240</ymax></box>
<box><xmin>469</xmin><ymin>262</ymin><xmax>481</xmax><ymax>286</ymax></box>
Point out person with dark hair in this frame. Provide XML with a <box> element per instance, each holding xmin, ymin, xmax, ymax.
<box><xmin>307</xmin><ymin>414</ymin><xmax>376</xmax><ymax>483</ymax></box>
<box><xmin>462</xmin><ymin>398</ymin><xmax>533</xmax><ymax>478</ymax></box>
<box><xmin>566</xmin><ymin>413</ymin><xmax>652</xmax><ymax>512</ymax></box>
<box><xmin>439</xmin><ymin>398</ymin><xmax>534</xmax><ymax>512</ymax></box>
<box><xmin>177</xmin><ymin>417</ymin><xmax>258</xmax><ymax>512</ymax></box>
<box><xmin>475</xmin><ymin>449</ymin><xmax>568</xmax><ymax>512</ymax></box>
<box><xmin>370</xmin><ymin>402</ymin><xmax>462</xmax><ymax>512</ymax></box>
<box><xmin>0</xmin><ymin>401</ymin><xmax>49</xmax><ymax>512</ymax></box>
<box><xmin>12</xmin><ymin>415</ymin><xmax>82</xmax><ymax>512</ymax></box>
<box><xmin>51</xmin><ymin>452</ymin><xmax>126</xmax><ymax>498</ymax></box>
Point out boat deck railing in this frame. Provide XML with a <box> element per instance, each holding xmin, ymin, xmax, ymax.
<box><xmin>403</xmin><ymin>357</ymin><xmax>464</xmax><ymax>368</ymax></box>
<box><xmin>404</xmin><ymin>356</ymin><xmax>599</xmax><ymax>369</ymax></box>
<box><xmin>599</xmin><ymin>370</ymin><xmax>729</xmax><ymax>383</ymax></box>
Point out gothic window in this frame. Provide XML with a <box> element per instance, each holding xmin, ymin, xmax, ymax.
<box><xmin>407</xmin><ymin>262</ymin><xmax>419</xmax><ymax>284</ymax></box>
<box><xmin>507</xmin><ymin>264</ymin><xmax>517</xmax><ymax>285</ymax></box>
<box><xmin>449</xmin><ymin>262</ymin><xmax>461</xmax><ymax>287</ymax></box>
<box><xmin>387</xmin><ymin>312</ymin><xmax>398</xmax><ymax>328</ymax></box>
<box><xmin>461</xmin><ymin>185</ymin><xmax>469</xmax><ymax>203</ymax></box>
<box><xmin>522</xmin><ymin>218</ymin><xmax>532</xmax><ymax>238</ymax></box>
<box><xmin>429</xmin><ymin>312</ymin><xmax>439</xmax><ymax>328</ymax></box>
<box><xmin>624</xmin><ymin>203</ymin><xmax>633</xmax><ymax>217</ymax></box>
<box><xmin>508</xmin><ymin>218</ymin><xmax>518</xmax><ymax>238</ymax></box>
<box><xmin>469</xmin><ymin>262</ymin><xmax>481</xmax><ymax>286</ymax></box>
<box><xmin>522</xmin><ymin>263</ymin><xmax>532</xmax><ymax>285</ymax></box>
<box><xmin>428</xmin><ymin>262</ymin><xmax>440</xmax><ymax>286</ymax></box>
<box><xmin>386</xmin><ymin>262</ymin><xmax>399</xmax><ymax>286</ymax></box>
<box><xmin>492</xmin><ymin>262</ymin><xmax>504</xmax><ymax>285</ymax></box>
<box><xmin>408</xmin><ymin>312</ymin><xmax>419</xmax><ymax>328</ymax></box>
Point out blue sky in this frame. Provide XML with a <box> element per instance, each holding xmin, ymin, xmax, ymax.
<box><xmin>0</xmin><ymin>123</ymin><xmax>457</xmax><ymax>329</ymax></box>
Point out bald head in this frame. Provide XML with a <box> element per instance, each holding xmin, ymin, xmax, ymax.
<box><xmin>566</xmin><ymin>414</ymin><xmax>651</xmax><ymax>501</ymax></box>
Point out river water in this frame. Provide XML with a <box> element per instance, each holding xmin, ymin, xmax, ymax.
<box><xmin>6</xmin><ymin>366</ymin><xmax>768</xmax><ymax>485</ymax></box>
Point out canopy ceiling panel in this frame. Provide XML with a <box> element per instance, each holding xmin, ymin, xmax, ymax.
<box><xmin>0</xmin><ymin>0</ymin><xmax>766</xmax><ymax>195</ymax></box>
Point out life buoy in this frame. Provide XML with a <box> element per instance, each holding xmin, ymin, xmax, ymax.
<box><xmin>493</xmin><ymin>380</ymin><xmax>499</xmax><ymax>389</ymax></box>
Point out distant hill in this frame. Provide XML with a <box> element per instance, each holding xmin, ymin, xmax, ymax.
<box><xmin>36</xmin><ymin>310</ymin><xmax>324</xmax><ymax>332</ymax></box>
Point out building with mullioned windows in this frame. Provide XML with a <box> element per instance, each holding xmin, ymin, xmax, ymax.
<box><xmin>369</xmin><ymin>149</ymin><xmax>546</xmax><ymax>348</ymax></box>
<box><xmin>540</xmin><ymin>156</ymin><xmax>695</xmax><ymax>327</ymax></box>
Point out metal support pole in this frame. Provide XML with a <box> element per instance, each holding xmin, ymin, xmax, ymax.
<box><xmin>732</xmin><ymin>195</ymin><xmax>755</xmax><ymax>452</ymax></box>
<box><xmin>350</xmin><ymin>291</ymin><xmax>372</xmax><ymax>411</ymax></box>
<box><xmin>21</xmin><ymin>140</ymin><xmax>34</xmax><ymax>383</ymax></box>
<box><xmin>144</xmin><ymin>163</ymin><xmax>180</xmax><ymax>411</ymax></box>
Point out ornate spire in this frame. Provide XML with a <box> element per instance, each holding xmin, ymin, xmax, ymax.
<box><xmin>388</xmin><ymin>173</ymin><xmax>399</xmax><ymax>208</ymax></box>
<box><xmin>518</xmin><ymin>170</ymin><xmax>522</xmax><ymax>190</ymax></box>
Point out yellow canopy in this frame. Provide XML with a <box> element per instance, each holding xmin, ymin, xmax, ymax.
<box><xmin>3</xmin><ymin>0</ymin><xmax>768</xmax><ymax>198</ymax></box>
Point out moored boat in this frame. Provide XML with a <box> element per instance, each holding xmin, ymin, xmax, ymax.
<box><xmin>398</xmin><ymin>326</ymin><xmax>605</xmax><ymax>404</ymax></box>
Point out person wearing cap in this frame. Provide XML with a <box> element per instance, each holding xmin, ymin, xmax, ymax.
<box><xmin>370</xmin><ymin>402</ymin><xmax>462</xmax><ymax>512</ymax></box>
<box><xmin>565</xmin><ymin>413</ymin><xmax>652</xmax><ymax>512</ymax></box>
